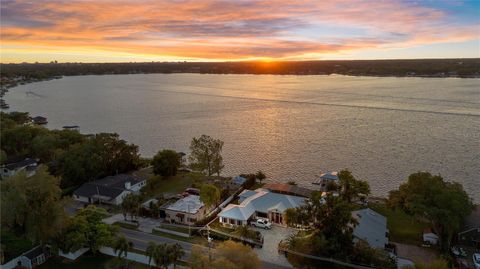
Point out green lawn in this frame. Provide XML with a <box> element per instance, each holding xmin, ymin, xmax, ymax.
<box><xmin>112</xmin><ymin>221</ymin><xmax>139</xmax><ymax>230</ymax></box>
<box><xmin>1</xmin><ymin>229</ymin><xmax>34</xmax><ymax>262</ymax></box>
<box><xmin>370</xmin><ymin>203</ymin><xmax>430</xmax><ymax>245</ymax></box>
<box><xmin>38</xmin><ymin>254</ymin><xmax>149</xmax><ymax>269</ymax></box>
<box><xmin>159</xmin><ymin>224</ymin><xmax>192</xmax><ymax>235</ymax></box>
<box><xmin>152</xmin><ymin>229</ymin><xmax>208</xmax><ymax>246</ymax></box>
<box><xmin>136</xmin><ymin>168</ymin><xmax>232</xmax><ymax>200</ymax></box>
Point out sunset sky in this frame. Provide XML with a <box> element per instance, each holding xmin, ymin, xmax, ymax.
<box><xmin>1</xmin><ymin>0</ymin><xmax>479</xmax><ymax>63</ymax></box>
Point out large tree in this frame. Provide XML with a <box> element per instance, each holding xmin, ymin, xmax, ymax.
<box><xmin>388</xmin><ymin>172</ymin><xmax>473</xmax><ymax>251</ymax></box>
<box><xmin>1</xmin><ymin>167</ymin><xmax>67</xmax><ymax>245</ymax></box>
<box><xmin>338</xmin><ymin>169</ymin><xmax>370</xmax><ymax>203</ymax></box>
<box><xmin>74</xmin><ymin>205</ymin><xmax>116</xmax><ymax>253</ymax></box>
<box><xmin>57</xmin><ymin>133</ymin><xmax>141</xmax><ymax>187</ymax></box>
<box><xmin>200</xmin><ymin>184</ymin><xmax>221</xmax><ymax>208</ymax></box>
<box><xmin>188</xmin><ymin>135</ymin><xmax>224</xmax><ymax>176</ymax></box>
<box><xmin>152</xmin><ymin>149</ymin><xmax>180</xmax><ymax>177</ymax></box>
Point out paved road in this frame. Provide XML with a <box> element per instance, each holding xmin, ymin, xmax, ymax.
<box><xmin>118</xmin><ymin>228</ymin><xmax>292</xmax><ymax>269</ymax></box>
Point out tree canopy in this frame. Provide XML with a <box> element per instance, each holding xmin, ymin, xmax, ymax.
<box><xmin>1</xmin><ymin>167</ymin><xmax>67</xmax><ymax>244</ymax></box>
<box><xmin>188</xmin><ymin>135</ymin><xmax>224</xmax><ymax>176</ymax></box>
<box><xmin>55</xmin><ymin>205</ymin><xmax>116</xmax><ymax>253</ymax></box>
<box><xmin>388</xmin><ymin>172</ymin><xmax>473</xmax><ymax>250</ymax></box>
<box><xmin>200</xmin><ymin>184</ymin><xmax>221</xmax><ymax>208</ymax></box>
<box><xmin>190</xmin><ymin>240</ymin><xmax>260</xmax><ymax>269</ymax></box>
<box><xmin>338</xmin><ymin>169</ymin><xmax>370</xmax><ymax>203</ymax></box>
<box><xmin>152</xmin><ymin>149</ymin><xmax>181</xmax><ymax>177</ymax></box>
<box><xmin>57</xmin><ymin>133</ymin><xmax>141</xmax><ymax>187</ymax></box>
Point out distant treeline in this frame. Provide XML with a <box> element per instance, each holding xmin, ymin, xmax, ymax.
<box><xmin>1</xmin><ymin>59</ymin><xmax>479</xmax><ymax>84</ymax></box>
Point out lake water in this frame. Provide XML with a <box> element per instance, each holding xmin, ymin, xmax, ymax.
<box><xmin>5</xmin><ymin>74</ymin><xmax>480</xmax><ymax>202</ymax></box>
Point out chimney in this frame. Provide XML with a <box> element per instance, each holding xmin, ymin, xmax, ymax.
<box><xmin>125</xmin><ymin>182</ymin><xmax>131</xmax><ymax>190</ymax></box>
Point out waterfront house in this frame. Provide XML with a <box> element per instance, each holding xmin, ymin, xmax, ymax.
<box><xmin>218</xmin><ymin>188</ymin><xmax>305</xmax><ymax>227</ymax></box>
<box><xmin>0</xmin><ymin>158</ymin><xmax>38</xmax><ymax>179</ymax></box>
<box><xmin>351</xmin><ymin>208</ymin><xmax>388</xmax><ymax>249</ymax></box>
<box><xmin>73</xmin><ymin>174</ymin><xmax>146</xmax><ymax>205</ymax></box>
<box><xmin>164</xmin><ymin>195</ymin><xmax>208</xmax><ymax>225</ymax></box>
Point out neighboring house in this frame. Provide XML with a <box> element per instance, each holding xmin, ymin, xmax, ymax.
<box><xmin>423</xmin><ymin>228</ymin><xmax>439</xmax><ymax>245</ymax></box>
<box><xmin>312</xmin><ymin>171</ymin><xmax>339</xmax><ymax>191</ymax></box>
<box><xmin>0</xmin><ymin>158</ymin><xmax>38</xmax><ymax>179</ymax></box>
<box><xmin>73</xmin><ymin>174</ymin><xmax>146</xmax><ymax>205</ymax></box>
<box><xmin>263</xmin><ymin>183</ymin><xmax>312</xmax><ymax>198</ymax></box>
<box><xmin>352</xmin><ymin>208</ymin><xmax>388</xmax><ymax>249</ymax></box>
<box><xmin>232</xmin><ymin>176</ymin><xmax>247</xmax><ymax>185</ymax></box>
<box><xmin>164</xmin><ymin>195</ymin><xmax>208</xmax><ymax>225</ymax></box>
<box><xmin>11</xmin><ymin>246</ymin><xmax>51</xmax><ymax>269</ymax></box>
<box><xmin>219</xmin><ymin>188</ymin><xmax>306</xmax><ymax>227</ymax></box>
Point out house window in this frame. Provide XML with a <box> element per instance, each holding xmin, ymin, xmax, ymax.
<box><xmin>237</xmin><ymin>220</ymin><xmax>242</xmax><ymax>226</ymax></box>
<box><xmin>256</xmin><ymin>212</ymin><xmax>267</xmax><ymax>218</ymax></box>
<box><xmin>188</xmin><ymin>218</ymin><xmax>196</xmax><ymax>223</ymax></box>
<box><xmin>229</xmin><ymin>218</ymin><xmax>235</xmax><ymax>224</ymax></box>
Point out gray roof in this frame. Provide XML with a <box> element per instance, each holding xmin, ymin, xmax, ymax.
<box><xmin>93</xmin><ymin>174</ymin><xmax>144</xmax><ymax>189</ymax></box>
<box><xmin>352</xmin><ymin>208</ymin><xmax>388</xmax><ymax>248</ymax></box>
<box><xmin>23</xmin><ymin>246</ymin><xmax>47</xmax><ymax>259</ymax></box>
<box><xmin>232</xmin><ymin>176</ymin><xmax>247</xmax><ymax>185</ymax></box>
<box><xmin>3</xmin><ymin>158</ymin><xmax>37</xmax><ymax>171</ymax></box>
<box><xmin>166</xmin><ymin>195</ymin><xmax>204</xmax><ymax>214</ymax></box>
<box><xmin>73</xmin><ymin>183</ymin><xmax>126</xmax><ymax>201</ymax></box>
<box><xmin>73</xmin><ymin>174</ymin><xmax>144</xmax><ymax>201</ymax></box>
<box><xmin>312</xmin><ymin>171</ymin><xmax>339</xmax><ymax>185</ymax></box>
<box><xmin>219</xmin><ymin>189</ymin><xmax>306</xmax><ymax>221</ymax></box>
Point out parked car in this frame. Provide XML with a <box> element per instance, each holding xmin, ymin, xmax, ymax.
<box><xmin>473</xmin><ymin>253</ymin><xmax>480</xmax><ymax>269</ymax></box>
<box><xmin>251</xmin><ymin>218</ymin><xmax>272</xmax><ymax>229</ymax></box>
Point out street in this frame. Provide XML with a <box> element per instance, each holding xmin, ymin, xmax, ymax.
<box><xmin>118</xmin><ymin>228</ymin><xmax>293</xmax><ymax>269</ymax></box>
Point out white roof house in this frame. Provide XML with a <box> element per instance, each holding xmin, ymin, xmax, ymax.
<box><xmin>219</xmin><ymin>189</ymin><xmax>305</xmax><ymax>226</ymax></box>
<box><xmin>352</xmin><ymin>208</ymin><xmax>388</xmax><ymax>248</ymax></box>
<box><xmin>166</xmin><ymin>195</ymin><xmax>204</xmax><ymax>214</ymax></box>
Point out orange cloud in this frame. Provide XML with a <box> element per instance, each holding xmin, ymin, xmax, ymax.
<box><xmin>1</xmin><ymin>0</ymin><xmax>478</xmax><ymax>61</ymax></box>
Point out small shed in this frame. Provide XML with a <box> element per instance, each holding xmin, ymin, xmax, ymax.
<box><xmin>232</xmin><ymin>176</ymin><xmax>247</xmax><ymax>185</ymax></box>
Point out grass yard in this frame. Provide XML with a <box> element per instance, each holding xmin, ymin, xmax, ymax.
<box><xmin>112</xmin><ymin>221</ymin><xmax>139</xmax><ymax>230</ymax></box>
<box><xmin>152</xmin><ymin>229</ymin><xmax>209</xmax><ymax>246</ymax></box>
<box><xmin>159</xmin><ymin>223</ymin><xmax>192</xmax><ymax>234</ymax></box>
<box><xmin>38</xmin><ymin>254</ymin><xmax>149</xmax><ymax>269</ymax></box>
<box><xmin>370</xmin><ymin>202</ymin><xmax>430</xmax><ymax>245</ymax></box>
<box><xmin>136</xmin><ymin>167</ymin><xmax>234</xmax><ymax>201</ymax></box>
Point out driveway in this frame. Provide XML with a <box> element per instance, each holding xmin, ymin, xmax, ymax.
<box><xmin>252</xmin><ymin>225</ymin><xmax>295</xmax><ymax>268</ymax></box>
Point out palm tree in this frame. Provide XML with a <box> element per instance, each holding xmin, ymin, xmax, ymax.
<box><xmin>234</xmin><ymin>225</ymin><xmax>254</xmax><ymax>241</ymax></box>
<box><xmin>146</xmin><ymin>241</ymin><xmax>157</xmax><ymax>267</ymax></box>
<box><xmin>168</xmin><ymin>243</ymin><xmax>185</xmax><ymax>269</ymax></box>
<box><xmin>113</xmin><ymin>236</ymin><xmax>133</xmax><ymax>268</ymax></box>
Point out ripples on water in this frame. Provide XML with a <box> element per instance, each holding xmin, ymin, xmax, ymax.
<box><xmin>5</xmin><ymin>74</ymin><xmax>480</xmax><ymax>202</ymax></box>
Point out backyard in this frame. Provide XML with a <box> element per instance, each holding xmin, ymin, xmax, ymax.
<box><xmin>369</xmin><ymin>202</ymin><xmax>431</xmax><ymax>245</ymax></box>
<box><xmin>134</xmin><ymin>167</ymin><xmax>235</xmax><ymax>201</ymax></box>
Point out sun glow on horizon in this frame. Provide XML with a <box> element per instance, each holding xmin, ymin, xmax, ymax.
<box><xmin>1</xmin><ymin>0</ymin><xmax>479</xmax><ymax>63</ymax></box>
